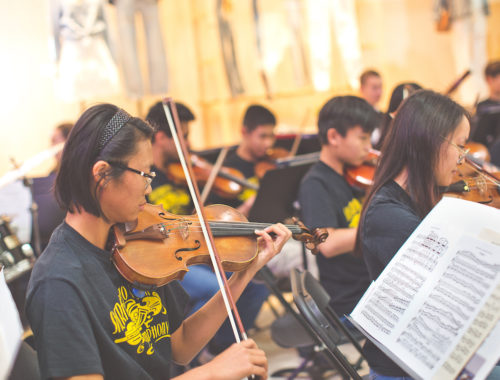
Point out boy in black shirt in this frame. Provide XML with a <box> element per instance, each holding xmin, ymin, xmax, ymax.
<box><xmin>210</xmin><ymin>104</ymin><xmax>277</xmax><ymax>217</ymax></box>
<box><xmin>146</xmin><ymin>102</ymin><xmax>275</xmax><ymax>358</ymax></box>
<box><xmin>146</xmin><ymin>101</ymin><xmax>196</xmax><ymax>215</ymax></box>
<box><xmin>298</xmin><ymin>96</ymin><xmax>379</xmax><ymax>320</ymax></box>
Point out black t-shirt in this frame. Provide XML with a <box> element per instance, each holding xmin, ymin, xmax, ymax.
<box><xmin>26</xmin><ymin>222</ymin><xmax>189</xmax><ymax>380</ymax></box>
<box><xmin>298</xmin><ymin>161</ymin><xmax>370</xmax><ymax>317</ymax></box>
<box><xmin>207</xmin><ymin>152</ymin><xmax>259</xmax><ymax>209</ymax></box>
<box><xmin>472</xmin><ymin>98</ymin><xmax>500</xmax><ymax>148</ymax></box>
<box><xmin>148</xmin><ymin>165</ymin><xmax>194</xmax><ymax>215</ymax></box>
<box><xmin>359</xmin><ymin>180</ymin><xmax>421</xmax><ymax>377</ymax></box>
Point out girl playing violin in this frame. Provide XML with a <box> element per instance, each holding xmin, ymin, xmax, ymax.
<box><xmin>25</xmin><ymin>104</ymin><xmax>291</xmax><ymax>380</ymax></box>
<box><xmin>356</xmin><ymin>90</ymin><xmax>470</xmax><ymax>379</ymax></box>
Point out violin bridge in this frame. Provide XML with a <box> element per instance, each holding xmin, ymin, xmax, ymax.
<box><xmin>179</xmin><ymin>219</ymin><xmax>190</xmax><ymax>240</ymax></box>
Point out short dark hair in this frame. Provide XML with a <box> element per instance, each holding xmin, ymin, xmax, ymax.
<box><xmin>242</xmin><ymin>104</ymin><xmax>276</xmax><ymax>132</ymax></box>
<box><xmin>317</xmin><ymin>96</ymin><xmax>380</xmax><ymax>145</ymax></box>
<box><xmin>146</xmin><ymin>101</ymin><xmax>195</xmax><ymax>139</ymax></box>
<box><xmin>485</xmin><ymin>61</ymin><xmax>500</xmax><ymax>78</ymax></box>
<box><xmin>55</xmin><ymin>104</ymin><xmax>154</xmax><ymax>217</ymax></box>
<box><xmin>387</xmin><ymin>82</ymin><xmax>423</xmax><ymax>114</ymax></box>
<box><xmin>360</xmin><ymin>70</ymin><xmax>381</xmax><ymax>86</ymax></box>
<box><xmin>56</xmin><ymin>122</ymin><xmax>73</xmax><ymax>140</ymax></box>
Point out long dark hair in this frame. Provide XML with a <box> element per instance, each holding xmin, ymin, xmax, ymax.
<box><xmin>55</xmin><ymin>104</ymin><xmax>154</xmax><ymax>217</ymax></box>
<box><xmin>355</xmin><ymin>90</ymin><xmax>468</xmax><ymax>254</ymax></box>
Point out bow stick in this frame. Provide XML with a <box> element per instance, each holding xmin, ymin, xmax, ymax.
<box><xmin>161</xmin><ymin>98</ymin><xmax>248</xmax><ymax>345</ymax></box>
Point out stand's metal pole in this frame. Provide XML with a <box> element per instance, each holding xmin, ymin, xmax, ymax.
<box><xmin>23</xmin><ymin>177</ymin><xmax>41</xmax><ymax>257</ymax></box>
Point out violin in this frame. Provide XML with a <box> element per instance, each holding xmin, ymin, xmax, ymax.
<box><xmin>166</xmin><ymin>154</ymin><xmax>258</xmax><ymax>199</ymax></box>
<box><xmin>445</xmin><ymin>175</ymin><xmax>500</xmax><ymax>208</ymax></box>
<box><xmin>254</xmin><ymin>147</ymin><xmax>291</xmax><ymax>179</ymax></box>
<box><xmin>444</xmin><ymin>154</ymin><xmax>500</xmax><ymax>209</ymax></box>
<box><xmin>111</xmin><ymin>203</ymin><xmax>328</xmax><ymax>289</ymax></box>
<box><xmin>344</xmin><ymin>150</ymin><xmax>380</xmax><ymax>190</ymax></box>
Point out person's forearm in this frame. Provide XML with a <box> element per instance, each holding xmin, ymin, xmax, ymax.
<box><xmin>317</xmin><ymin>227</ymin><xmax>356</xmax><ymax>257</ymax></box>
<box><xmin>171</xmin><ymin>269</ymin><xmax>254</xmax><ymax>364</ymax></box>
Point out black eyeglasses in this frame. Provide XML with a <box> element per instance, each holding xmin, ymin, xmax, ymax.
<box><xmin>108</xmin><ymin>162</ymin><xmax>156</xmax><ymax>189</ymax></box>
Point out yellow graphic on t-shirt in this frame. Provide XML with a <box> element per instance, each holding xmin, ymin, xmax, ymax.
<box><xmin>237</xmin><ymin>177</ymin><xmax>259</xmax><ymax>202</ymax></box>
<box><xmin>343</xmin><ymin>198</ymin><xmax>362</xmax><ymax>228</ymax></box>
<box><xmin>149</xmin><ymin>183</ymin><xmax>192</xmax><ymax>215</ymax></box>
<box><xmin>110</xmin><ymin>286</ymin><xmax>168</xmax><ymax>355</ymax></box>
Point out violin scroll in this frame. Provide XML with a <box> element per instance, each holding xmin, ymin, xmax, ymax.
<box><xmin>291</xmin><ymin>217</ymin><xmax>328</xmax><ymax>255</ymax></box>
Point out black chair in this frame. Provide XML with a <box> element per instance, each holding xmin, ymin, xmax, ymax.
<box><xmin>257</xmin><ymin>266</ymin><xmax>361</xmax><ymax>379</ymax></box>
<box><xmin>8</xmin><ymin>340</ymin><xmax>41</xmax><ymax>380</ymax></box>
<box><xmin>256</xmin><ymin>266</ymin><xmax>332</xmax><ymax>379</ymax></box>
<box><xmin>290</xmin><ymin>268</ymin><xmax>367</xmax><ymax>380</ymax></box>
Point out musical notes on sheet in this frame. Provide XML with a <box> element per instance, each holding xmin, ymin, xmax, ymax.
<box><xmin>351</xmin><ymin>197</ymin><xmax>500</xmax><ymax>380</ymax></box>
<box><xmin>397</xmin><ymin>247</ymin><xmax>500</xmax><ymax>371</ymax></box>
<box><xmin>359</xmin><ymin>231</ymin><xmax>448</xmax><ymax>335</ymax></box>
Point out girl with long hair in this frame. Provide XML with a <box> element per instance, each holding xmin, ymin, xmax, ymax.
<box><xmin>356</xmin><ymin>90</ymin><xmax>470</xmax><ymax>379</ymax></box>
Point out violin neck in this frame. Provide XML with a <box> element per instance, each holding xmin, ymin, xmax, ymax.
<box><xmin>208</xmin><ymin>221</ymin><xmax>301</xmax><ymax>237</ymax></box>
<box><xmin>217</xmin><ymin>171</ymin><xmax>259</xmax><ymax>190</ymax></box>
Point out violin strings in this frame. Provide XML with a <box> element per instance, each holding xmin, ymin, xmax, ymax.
<box><xmin>160</xmin><ymin>221</ymin><xmax>301</xmax><ymax>232</ymax></box>
<box><xmin>463</xmin><ymin>160</ymin><xmax>500</xmax><ymax>187</ymax></box>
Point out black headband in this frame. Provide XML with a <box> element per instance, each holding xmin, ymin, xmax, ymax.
<box><xmin>97</xmin><ymin>109</ymin><xmax>132</xmax><ymax>151</ymax></box>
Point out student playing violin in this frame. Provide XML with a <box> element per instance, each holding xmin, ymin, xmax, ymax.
<box><xmin>146</xmin><ymin>101</ymin><xmax>196</xmax><ymax>215</ymax></box>
<box><xmin>145</xmin><ymin>101</ymin><xmax>273</xmax><ymax>361</ymax></box>
<box><xmin>25</xmin><ymin>104</ymin><xmax>291</xmax><ymax>380</ymax></box>
<box><xmin>208</xmin><ymin>104</ymin><xmax>277</xmax><ymax>217</ymax></box>
<box><xmin>297</xmin><ymin>96</ymin><xmax>380</xmax><ymax>328</ymax></box>
<box><xmin>356</xmin><ymin>90</ymin><xmax>470</xmax><ymax>379</ymax></box>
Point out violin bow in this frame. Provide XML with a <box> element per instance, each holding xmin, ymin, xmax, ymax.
<box><xmin>162</xmin><ymin>99</ymin><xmax>247</xmax><ymax>344</ymax></box>
<box><xmin>289</xmin><ymin>108</ymin><xmax>311</xmax><ymax>157</ymax></box>
<box><xmin>200</xmin><ymin>146</ymin><xmax>230</xmax><ymax>205</ymax></box>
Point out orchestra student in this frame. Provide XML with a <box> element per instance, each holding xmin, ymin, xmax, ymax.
<box><xmin>25</xmin><ymin>103</ymin><xmax>291</xmax><ymax>380</ymax></box>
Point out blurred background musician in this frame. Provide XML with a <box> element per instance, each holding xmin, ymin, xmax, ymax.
<box><xmin>373</xmin><ymin>82</ymin><xmax>423</xmax><ymax>150</ymax></box>
<box><xmin>471</xmin><ymin>60</ymin><xmax>500</xmax><ymax>165</ymax></box>
<box><xmin>33</xmin><ymin>122</ymin><xmax>73</xmax><ymax>253</ymax></box>
<box><xmin>146</xmin><ymin>101</ymin><xmax>196</xmax><ymax>215</ymax></box>
<box><xmin>208</xmin><ymin>104</ymin><xmax>277</xmax><ymax>217</ymax></box>
<box><xmin>359</xmin><ymin>69</ymin><xmax>384</xmax><ymax>112</ymax></box>
<box><xmin>298</xmin><ymin>96</ymin><xmax>380</xmax><ymax>331</ymax></box>
<box><xmin>145</xmin><ymin>100</ymin><xmax>270</xmax><ymax>364</ymax></box>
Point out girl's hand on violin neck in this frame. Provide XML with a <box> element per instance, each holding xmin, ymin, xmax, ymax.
<box><xmin>201</xmin><ymin>339</ymin><xmax>268</xmax><ymax>380</ymax></box>
<box><xmin>251</xmin><ymin>223</ymin><xmax>291</xmax><ymax>272</ymax></box>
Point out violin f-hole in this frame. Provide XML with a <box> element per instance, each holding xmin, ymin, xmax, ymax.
<box><xmin>174</xmin><ymin>240</ymin><xmax>201</xmax><ymax>261</ymax></box>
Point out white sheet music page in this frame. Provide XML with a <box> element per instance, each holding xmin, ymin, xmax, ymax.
<box><xmin>351</xmin><ymin>197</ymin><xmax>500</xmax><ymax>380</ymax></box>
<box><xmin>0</xmin><ymin>267</ymin><xmax>23</xmax><ymax>380</ymax></box>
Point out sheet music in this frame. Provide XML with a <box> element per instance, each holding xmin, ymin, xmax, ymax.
<box><xmin>0</xmin><ymin>267</ymin><xmax>23</xmax><ymax>380</ymax></box>
<box><xmin>351</xmin><ymin>197</ymin><xmax>500</xmax><ymax>380</ymax></box>
<box><xmin>459</xmin><ymin>322</ymin><xmax>500</xmax><ymax>379</ymax></box>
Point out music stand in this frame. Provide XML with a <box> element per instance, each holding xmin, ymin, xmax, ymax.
<box><xmin>32</xmin><ymin>173</ymin><xmax>65</xmax><ymax>252</ymax></box>
<box><xmin>248</xmin><ymin>162</ymin><xmax>313</xmax><ymax>223</ymax></box>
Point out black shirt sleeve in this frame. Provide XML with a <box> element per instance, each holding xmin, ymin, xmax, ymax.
<box><xmin>298</xmin><ymin>175</ymin><xmax>340</xmax><ymax>230</ymax></box>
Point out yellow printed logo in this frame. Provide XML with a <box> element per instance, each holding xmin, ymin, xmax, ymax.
<box><xmin>343</xmin><ymin>198</ymin><xmax>362</xmax><ymax>228</ymax></box>
<box><xmin>149</xmin><ymin>184</ymin><xmax>192</xmax><ymax>215</ymax></box>
<box><xmin>237</xmin><ymin>177</ymin><xmax>259</xmax><ymax>202</ymax></box>
<box><xmin>110</xmin><ymin>286</ymin><xmax>169</xmax><ymax>355</ymax></box>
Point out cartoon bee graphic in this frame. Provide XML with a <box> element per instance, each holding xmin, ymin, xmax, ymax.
<box><xmin>111</xmin><ymin>287</ymin><xmax>167</xmax><ymax>355</ymax></box>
